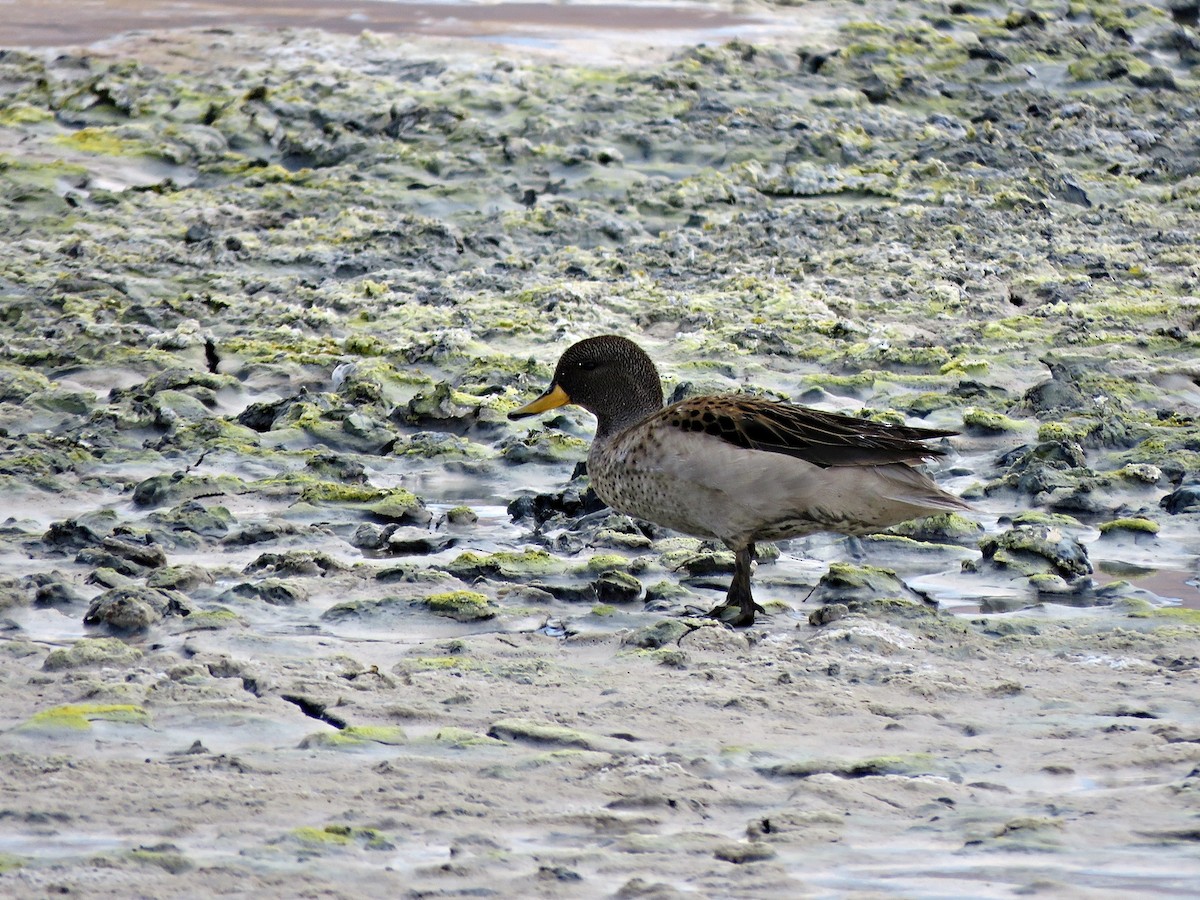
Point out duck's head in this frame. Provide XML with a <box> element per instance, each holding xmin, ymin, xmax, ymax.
<box><xmin>508</xmin><ymin>335</ymin><xmax>664</xmax><ymax>433</ymax></box>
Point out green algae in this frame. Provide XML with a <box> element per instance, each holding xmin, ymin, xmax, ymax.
<box><xmin>888</xmin><ymin>512</ymin><xmax>983</xmax><ymax>544</ymax></box>
<box><xmin>367</xmin><ymin>489</ymin><xmax>428</xmax><ymax>521</ymax></box>
<box><xmin>132</xmin><ymin>472</ymin><xmax>246</xmax><ymax>509</ymax></box>
<box><xmin>821</xmin><ymin>562</ymin><xmax>902</xmax><ymax>589</ymax></box>
<box><xmin>621</xmin><ymin>619</ymin><xmax>695</xmax><ymax>649</ymax></box>
<box><xmin>421</xmin><ymin>590</ymin><xmax>497</xmax><ymax>622</ymax></box>
<box><xmin>980</xmin><ymin>525</ymin><xmax>1091</xmax><ymax>580</ymax></box>
<box><xmin>431</xmin><ymin>726</ymin><xmax>506</xmax><ymax>748</ymax></box>
<box><xmin>760</xmin><ymin>752</ymin><xmax>941</xmax><ymax>779</ymax></box>
<box><xmin>1011</xmin><ymin>511</ymin><xmax>1085</xmax><ymax>529</ymax></box>
<box><xmin>581</xmin><ymin>553</ymin><xmax>631</xmax><ymax>574</ymax></box>
<box><xmin>486</xmin><ymin>718</ymin><xmax>614</xmax><ymax>752</ymax></box>
<box><xmin>127</xmin><ymin>846</ymin><xmax>192</xmax><ymax>874</ymax></box>
<box><xmin>298</xmin><ymin>482</ymin><xmax>382</xmax><ymax>504</ymax></box>
<box><xmin>1066</xmin><ymin>52</ymin><xmax>1152</xmax><ymax>83</ymax></box>
<box><xmin>300</xmin><ymin>725</ymin><xmax>408</xmax><ymax>748</ymax></box>
<box><xmin>1098</xmin><ymin>517</ymin><xmax>1159</xmax><ymax>535</ymax></box>
<box><xmin>446</xmin><ymin>549</ymin><xmax>564</xmax><ymax>580</ymax></box>
<box><xmin>1126</xmin><ymin>607</ymin><xmax>1200</xmax><ymax>626</ymax></box>
<box><xmin>392</xmin><ymin>433</ymin><xmax>493</xmax><ymax>460</ymax></box>
<box><xmin>289</xmin><ymin>826</ymin><xmax>355</xmax><ymax>847</ymax></box>
<box><xmin>0</xmin><ymin>104</ymin><xmax>53</xmax><ymax>126</ymax></box>
<box><xmin>19</xmin><ymin>703</ymin><xmax>149</xmax><ymax>733</ymax></box>
<box><xmin>962</xmin><ymin>407</ymin><xmax>1025</xmax><ymax>434</ymax></box>
<box><xmin>178</xmin><ymin>608</ymin><xmax>243</xmax><ymax>630</ymax></box>
<box><xmin>407</xmin><ymin>656</ymin><xmax>480</xmax><ymax>671</ymax></box>
<box><xmin>53</xmin><ymin>127</ymin><xmax>159</xmax><ymax>157</ymax></box>
<box><xmin>445</xmin><ymin>505</ymin><xmax>479</xmax><ymax>525</ymax></box>
<box><xmin>42</xmin><ymin>638</ymin><xmax>144</xmax><ymax>671</ymax></box>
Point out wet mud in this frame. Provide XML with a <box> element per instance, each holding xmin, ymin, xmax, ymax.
<box><xmin>0</xmin><ymin>2</ymin><xmax>1199</xmax><ymax>896</ymax></box>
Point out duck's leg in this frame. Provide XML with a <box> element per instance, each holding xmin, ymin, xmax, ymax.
<box><xmin>707</xmin><ymin>543</ymin><xmax>766</xmax><ymax>627</ymax></box>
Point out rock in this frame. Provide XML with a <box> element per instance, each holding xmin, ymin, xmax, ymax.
<box><xmin>41</xmin><ymin>511</ymin><xmax>118</xmax><ymax>551</ymax></box>
<box><xmin>43</xmin><ymin>637</ymin><xmax>144</xmax><ymax>670</ymax></box>
<box><xmin>528</xmin><ymin>581</ymin><xmax>596</xmax><ymax>603</ymax></box>
<box><xmin>84</xmin><ymin>586</ymin><xmax>190</xmax><ymax>632</ymax></box>
<box><xmin>421</xmin><ymin>590</ymin><xmax>497</xmax><ymax>622</ymax></box>
<box><xmin>499</xmin><ymin>585</ymin><xmax>556</xmax><ymax>605</ymax></box>
<box><xmin>713</xmin><ymin>842</ymin><xmax>776</xmax><ymax>864</ymax></box>
<box><xmin>1097</xmin><ymin>518</ymin><xmax>1159</xmax><ymax>538</ymax></box>
<box><xmin>888</xmin><ymin>512</ymin><xmax>983</xmax><ymax>546</ymax></box>
<box><xmin>402</xmin><ymin>381</ymin><xmax>477</xmax><ymax>428</ymax></box>
<box><xmin>75</xmin><ymin>548</ymin><xmax>152</xmax><ymax>578</ymax></box>
<box><xmin>243</xmin><ymin>551</ymin><xmax>345</xmax><ymax>577</ymax></box>
<box><xmin>392</xmin><ymin>432</ymin><xmax>494</xmax><ymax>464</ymax></box>
<box><xmin>446</xmin><ymin>549</ymin><xmax>564</xmax><ymax>580</ymax></box>
<box><xmin>1130</xmin><ymin>66</ymin><xmax>1177</xmax><ymax>90</ymax></box>
<box><xmin>1161</xmin><ymin>483</ymin><xmax>1200</xmax><ymax>514</ymax></box>
<box><xmin>486</xmin><ymin>717</ymin><xmax>620</xmax><ymax>752</ymax></box>
<box><xmin>498</xmin><ymin>430</ymin><xmax>590</xmax><ymax>464</ymax></box>
<box><xmin>132</xmin><ymin>472</ymin><xmax>233</xmax><ymax>509</ymax></box>
<box><xmin>350</xmin><ymin>523</ymin><xmax>455</xmax><ymax>554</ymax></box>
<box><xmin>621</xmin><ymin>619</ymin><xmax>692</xmax><ymax>649</ymax></box>
<box><xmin>222</xmin><ymin>579</ymin><xmax>309</xmax><ymax>606</ymax></box>
<box><xmin>298</xmin><ymin>725</ymin><xmax>408</xmax><ymax>749</ymax></box>
<box><xmin>1119</xmin><ymin>463</ymin><xmax>1161</xmax><ymax>485</ymax></box>
<box><xmin>148</xmin><ymin>501</ymin><xmax>235</xmax><ymax>539</ymax></box>
<box><xmin>305</xmin><ymin>452</ymin><xmax>367</xmax><ymax>484</ymax></box>
<box><xmin>150</xmin><ymin>389</ymin><xmax>212</xmax><ymax>427</ymax></box>
<box><xmin>0</xmin><ymin>577</ymin><xmax>27</xmax><ymax>611</ymax></box>
<box><xmin>222</xmin><ymin>521</ymin><xmax>305</xmax><ymax>546</ymax></box>
<box><xmin>236</xmin><ymin>397</ymin><xmax>298</xmax><ymax>432</ymax></box>
<box><xmin>85</xmin><ymin>567</ymin><xmax>138</xmax><ymax>590</ymax></box>
<box><xmin>350</xmin><ymin>522</ymin><xmax>390</xmax><ymax>550</ymax></box>
<box><xmin>992</xmin><ymin>440</ymin><xmax>1090</xmax><ymax>497</ymax></box>
<box><xmin>593</xmin><ymin>571</ymin><xmax>645</xmax><ymax>605</ymax></box>
<box><xmin>672</xmin><ymin>550</ymin><xmax>736</xmax><ymax>577</ymax></box>
<box><xmin>508</xmin><ymin>485</ymin><xmax>605</xmax><ymax>525</ymax></box>
<box><xmin>376</xmin><ymin>564</ymin><xmax>451</xmax><ymax>585</ymax></box>
<box><xmin>367</xmin><ymin>489</ymin><xmax>432</xmax><ymax>526</ymax></box>
<box><xmin>386</xmin><ymin>527</ymin><xmax>456</xmax><ymax>555</ymax></box>
<box><xmin>591</xmin><ymin>527</ymin><xmax>653</xmax><ymax>550</ymax></box>
<box><xmin>807</xmin><ymin>563</ymin><xmax>933</xmax><ymax>607</ymax></box>
<box><xmin>28</xmin><ymin>574</ymin><xmax>85</xmax><ymax>609</ymax></box>
<box><xmin>962</xmin><ymin>408</ymin><xmax>1024</xmax><ymax>434</ymax></box>
<box><xmin>809</xmin><ymin>603</ymin><xmax>850</xmax><ymax>626</ymax></box>
<box><xmin>643</xmin><ymin>580</ymin><xmax>697</xmax><ymax>612</ymax></box>
<box><xmin>978</xmin><ymin>524</ymin><xmax>1092</xmax><ymax>580</ymax></box>
<box><xmin>100</xmin><ymin>535</ymin><xmax>168</xmax><ymax>569</ymax></box>
<box><xmin>445</xmin><ymin>505</ymin><xmax>478</xmax><ymax>526</ymax></box>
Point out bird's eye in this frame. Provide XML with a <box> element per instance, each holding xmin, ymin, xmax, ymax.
<box><xmin>579</xmin><ymin>359</ymin><xmax>599</xmax><ymax>372</ymax></box>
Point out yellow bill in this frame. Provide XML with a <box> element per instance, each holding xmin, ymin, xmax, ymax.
<box><xmin>508</xmin><ymin>383</ymin><xmax>571</xmax><ymax>420</ymax></box>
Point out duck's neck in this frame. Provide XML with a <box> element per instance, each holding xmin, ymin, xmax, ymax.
<box><xmin>593</xmin><ymin>388</ymin><xmax>664</xmax><ymax>447</ymax></box>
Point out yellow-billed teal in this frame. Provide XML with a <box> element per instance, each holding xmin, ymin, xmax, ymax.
<box><xmin>509</xmin><ymin>335</ymin><xmax>968</xmax><ymax>625</ymax></box>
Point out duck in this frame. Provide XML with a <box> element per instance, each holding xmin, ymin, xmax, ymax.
<box><xmin>508</xmin><ymin>335</ymin><xmax>968</xmax><ymax>626</ymax></box>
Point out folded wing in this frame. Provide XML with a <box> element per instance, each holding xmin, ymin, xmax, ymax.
<box><xmin>659</xmin><ymin>395</ymin><xmax>956</xmax><ymax>468</ymax></box>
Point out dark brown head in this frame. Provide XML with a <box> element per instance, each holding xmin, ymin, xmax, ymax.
<box><xmin>508</xmin><ymin>335</ymin><xmax>664</xmax><ymax>438</ymax></box>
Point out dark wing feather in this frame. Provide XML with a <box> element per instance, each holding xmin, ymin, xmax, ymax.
<box><xmin>659</xmin><ymin>395</ymin><xmax>956</xmax><ymax>468</ymax></box>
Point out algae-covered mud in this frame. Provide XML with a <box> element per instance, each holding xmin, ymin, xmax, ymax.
<box><xmin>1</xmin><ymin>2</ymin><xmax>1199</xmax><ymax>896</ymax></box>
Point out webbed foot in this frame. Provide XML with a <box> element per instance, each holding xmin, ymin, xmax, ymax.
<box><xmin>705</xmin><ymin>599</ymin><xmax>767</xmax><ymax>627</ymax></box>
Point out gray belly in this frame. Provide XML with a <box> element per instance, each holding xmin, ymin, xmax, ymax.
<box><xmin>590</xmin><ymin>452</ymin><xmax>882</xmax><ymax>545</ymax></box>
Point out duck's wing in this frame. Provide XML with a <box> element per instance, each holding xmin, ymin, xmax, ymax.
<box><xmin>658</xmin><ymin>395</ymin><xmax>957</xmax><ymax>468</ymax></box>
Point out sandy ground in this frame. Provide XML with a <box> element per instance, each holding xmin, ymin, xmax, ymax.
<box><xmin>3</xmin><ymin>608</ymin><xmax>1200</xmax><ymax>897</ymax></box>
<box><xmin>0</xmin><ymin>2</ymin><xmax>1199</xmax><ymax>898</ymax></box>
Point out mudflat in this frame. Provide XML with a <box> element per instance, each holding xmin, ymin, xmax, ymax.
<box><xmin>0</xmin><ymin>3</ymin><xmax>1198</xmax><ymax>897</ymax></box>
